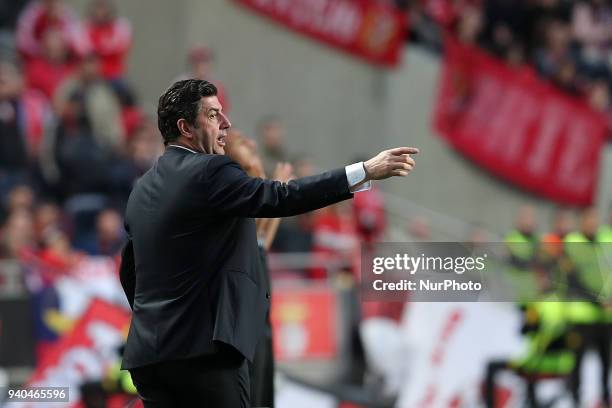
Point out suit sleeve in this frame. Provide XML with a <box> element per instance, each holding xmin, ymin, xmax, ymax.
<box><xmin>203</xmin><ymin>155</ymin><xmax>353</xmax><ymax>218</ymax></box>
<box><xmin>119</xmin><ymin>239</ymin><xmax>135</xmax><ymax>309</ymax></box>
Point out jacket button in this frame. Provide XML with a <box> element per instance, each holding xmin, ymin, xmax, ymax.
<box><xmin>266</xmin><ymin>292</ymin><xmax>271</xmax><ymax>299</ymax></box>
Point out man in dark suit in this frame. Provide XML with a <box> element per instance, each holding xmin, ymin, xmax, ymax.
<box><xmin>119</xmin><ymin>79</ymin><xmax>418</xmax><ymax>407</ymax></box>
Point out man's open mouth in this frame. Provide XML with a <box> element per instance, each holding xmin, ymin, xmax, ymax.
<box><xmin>217</xmin><ymin>135</ymin><xmax>226</xmax><ymax>147</ymax></box>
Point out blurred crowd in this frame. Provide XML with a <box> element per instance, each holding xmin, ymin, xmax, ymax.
<box><xmin>0</xmin><ymin>0</ymin><xmax>162</xmax><ymax>265</ymax></box>
<box><xmin>402</xmin><ymin>0</ymin><xmax>612</xmax><ymax>122</ymax></box>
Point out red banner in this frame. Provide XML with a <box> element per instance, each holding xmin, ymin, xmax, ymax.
<box><xmin>19</xmin><ymin>299</ymin><xmax>130</xmax><ymax>408</ymax></box>
<box><xmin>271</xmin><ymin>284</ymin><xmax>337</xmax><ymax>360</ymax></box>
<box><xmin>233</xmin><ymin>0</ymin><xmax>407</xmax><ymax>67</ymax></box>
<box><xmin>434</xmin><ymin>38</ymin><xmax>608</xmax><ymax>206</ymax></box>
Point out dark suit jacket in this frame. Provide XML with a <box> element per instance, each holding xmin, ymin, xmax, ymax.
<box><xmin>120</xmin><ymin>146</ymin><xmax>352</xmax><ymax>369</ymax></box>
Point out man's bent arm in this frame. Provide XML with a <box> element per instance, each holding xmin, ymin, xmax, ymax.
<box><xmin>203</xmin><ymin>155</ymin><xmax>353</xmax><ymax>218</ymax></box>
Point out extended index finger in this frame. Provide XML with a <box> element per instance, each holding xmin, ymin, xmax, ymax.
<box><xmin>390</xmin><ymin>147</ymin><xmax>419</xmax><ymax>155</ymax></box>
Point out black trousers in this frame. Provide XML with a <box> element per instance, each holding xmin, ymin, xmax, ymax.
<box><xmin>484</xmin><ymin>360</ymin><xmax>539</xmax><ymax>408</ymax></box>
<box><xmin>129</xmin><ymin>344</ymin><xmax>250</xmax><ymax>408</ymax></box>
<box><xmin>249</xmin><ymin>332</ymin><xmax>274</xmax><ymax>408</ymax></box>
<box><xmin>569</xmin><ymin>323</ymin><xmax>610</xmax><ymax>405</ymax></box>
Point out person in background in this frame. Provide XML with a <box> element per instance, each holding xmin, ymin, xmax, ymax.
<box><xmin>309</xmin><ymin>201</ymin><xmax>359</xmax><ymax>280</ymax></box>
<box><xmin>0</xmin><ymin>208</ymin><xmax>35</xmax><ymax>259</ymax></box>
<box><xmin>225</xmin><ymin>130</ymin><xmax>293</xmax><ymax>408</ymax></box>
<box><xmin>16</xmin><ymin>0</ymin><xmax>90</xmax><ymax>60</ymax></box>
<box><xmin>0</xmin><ymin>61</ymin><xmax>50</xmax><ymax>201</ymax></box>
<box><xmin>550</xmin><ymin>207</ymin><xmax>574</xmax><ymax>241</ymax></box>
<box><xmin>76</xmin><ymin>207</ymin><xmax>125</xmax><ymax>255</ymax></box>
<box><xmin>352</xmin><ymin>156</ymin><xmax>387</xmax><ymax>247</ymax></box>
<box><xmin>505</xmin><ymin>205</ymin><xmax>541</xmax><ymax>302</ymax></box>
<box><xmin>270</xmin><ymin>155</ymin><xmax>316</xmax><ymax>255</ymax></box>
<box><xmin>456</xmin><ymin>4</ymin><xmax>483</xmax><ymax>45</ymax></box>
<box><xmin>32</xmin><ymin>201</ymin><xmax>63</xmax><ymax>246</ymax></box>
<box><xmin>571</xmin><ymin>0</ymin><xmax>612</xmax><ymax>80</ymax></box>
<box><xmin>176</xmin><ymin>45</ymin><xmax>230</xmax><ymax>111</ymax></box>
<box><xmin>115</xmin><ymin>85</ymin><xmax>144</xmax><ymax>140</ymax></box>
<box><xmin>4</xmin><ymin>184</ymin><xmax>35</xmax><ymax>215</ymax></box>
<box><xmin>24</xmin><ymin>27</ymin><xmax>77</xmax><ymax>100</ymax></box>
<box><xmin>564</xmin><ymin>207</ymin><xmax>611</xmax><ymax>407</ymax></box>
<box><xmin>41</xmin><ymin>89</ymin><xmax>114</xmax><ymax>202</ymax></box>
<box><xmin>84</xmin><ymin>0</ymin><xmax>132</xmax><ymax>87</ymax></box>
<box><xmin>54</xmin><ymin>53</ymin><xmax>124</xmax><ymax>150</ymax></box>
<box><xmin>94</xmin><ymin>208</ymin><xmax>125</xmax><ymax>256</ymax></box>
<box><xmin>90</xmin><ymin>116</ymin><xmax>163</xmax><ymax>211</ymax></box>
<box><xmin>483</xmin><ymin>298</ymin><xmax>575</xmax><ymax>408</ymax></box>
<box><xmin>534</xmin><ymin>19</ymin><xmax>574</xmax><ymax>81</ymax></box>
<box><xmin>258</xmin><ymin>115</ymin><xmax>289</xmax><ymax>178</ymax></box>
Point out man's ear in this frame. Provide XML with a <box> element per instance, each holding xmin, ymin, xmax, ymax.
<box><xmin>176</xmin><ymin>118</ymin><xmax>192</xmax><ymax>140</ymax></box>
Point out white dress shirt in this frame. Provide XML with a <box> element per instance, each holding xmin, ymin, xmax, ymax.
<box><xmin>345</xmin><ymin>161</ymin><xmax>372</xmax><ymax>193</ymax></box>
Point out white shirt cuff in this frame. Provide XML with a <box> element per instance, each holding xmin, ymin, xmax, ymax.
<box><xmin>345</xmin><ymin>162</ymin><xmax>371</xmax><ymax>193</ymax></box>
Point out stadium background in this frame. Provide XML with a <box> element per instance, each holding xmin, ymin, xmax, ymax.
<box><xmin>1</xmin><ymin>0</ymin><xmax>612</xmax><ymax>407</ymax></box>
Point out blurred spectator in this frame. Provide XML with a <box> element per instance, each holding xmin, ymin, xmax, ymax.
<box><xmin>271</xmin><ymin>155</ymin><xmax>316</xmax><ymax>254</ymax></box>
<box><xmin>1</xmin><ymin>183</ymin><xmax>35</xmax><ymax>226</ymax></box>
<box><xmin>589</xmin><ymin>77</ymin><xmax>611</xmax><ymax>106</ymax></box>
<box><xmin>571</xmin><ymin>0</ymin><xmax>612</xmax><ymax>80</ymax></box>
<box><xmin>104</xmin><ymin>117</ymin><xmax>163</xmax><ymax>208</ymax></box>
<box><xmin>116</xmin><ymin>85</ymin><xmax>144</xmax><ymax>139</ymax></box>
<box><xmin>125</xmin><ymin>118</ymin><xmax>163</xmax><ymax>173</ymax></box>
<box><xmin>588</xmin><ymin>79</ymin><xmax>612</xmax><ymax>120</ymax></box>
<box><xmin>481</xmin><ymin>0</ymin><xmax>526</xmax><ymax>54</ymax></box>
<box><xmin>534</xmin><ymin>19</ymin><xmax>574</xmax><ymax>80</ymax></box>
<box><xmin>38</xmin><ymin>226</ymin><xmax>76</xmax><ymax>271</ymax></box>
<box><xmin>0</xmin><ymin>208</ymin><xmax>35</xmax><ymax>259</ymax></box>
<box><xmin>293</xmin><ymin>155</ymin><xmax>316</xmax><ymax>178</ymax></box>
<box><xmin>42</xmin><ymin>88</ymin><xmax>116</xmax><ymax>200</ymax></box>
<box><xmin>550</xmin><ymin>207</ymin><xmax>574</xmax><ymax>240</ymax></box>
<box><xmin>54</xmin><ymin>53</ymin><xmax>124</xmax><ymax>150</ymax></box>
<box><xmin>176</xmin><ymin>45</ymin><xmax>230</xmax><ymax>111</ymax></box>
<box><xmin>553</xmin><ymin>58</ymin><xmax>581</xmax><ymax>95</ymax></box>
<box><xmin>351</xmin><ymin>157</ymin><xmax>386</xmax><ymax>246</ymax></box>
<box><xmin>258</xmin><ymin>116</ymin><xmax>288</xmax><ymax>177</ymax></box>
<box><xmin>456</xmin><ymin>4</ymin><xmax>483</xmax><ymax>45</ymax></box>
<box><xmin>84</xmin><ymin>0</ymin><xmax>132</xmax><ymax>84</ymax></box>
<box><xmin>0</xmin><ymin>61</ymin><xmax>50</xmax><ymax>199</ymax></box>
<box><xmin>505</xmin><ymin>42</ymin><xmax>527</xmax><ymax>67</ymax></box>
<box><xmin>24</xmin><ymin>27</ymin><xmax>76</xmax><ymax>99</ymax></box>
<box><xmin>310</xmin><ymin>201</ymin><xmax>358</xmax><ymax>280</ymax></box>
<box><xmin>16</xmin><ymin>0</ymin><xmax>90</xmax><ymax>60</ymax></box>
<box><xmin>5</xmin><ymin>184</ymin><xmax>35</xmax><ymax>214</ymax></box>
<box><xmin>87</xmin><ymin>208</ymin><xmax>124</xmax><ymax>256</ymax></box>
<box><xmin>33</xmin><ymin>201</ymin><xmax>63</xmax><ymax>245</ymax></box>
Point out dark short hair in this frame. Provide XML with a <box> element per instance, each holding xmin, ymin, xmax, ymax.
<box><xmin>157</xmin><ymin>79</ymin><xmax>217</xmax><ymax>144</ymax></box>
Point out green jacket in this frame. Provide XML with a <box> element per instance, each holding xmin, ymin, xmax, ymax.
<box><xmin>511</xmin><ymin>299</ymin><xmax>575</xmax><ymax>375</ymax></box>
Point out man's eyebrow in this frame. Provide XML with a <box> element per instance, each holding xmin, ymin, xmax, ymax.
<box><xmin>205</xmin><ymin>107</ymin><xmax>221</xmax><ymax>113</ymax></box>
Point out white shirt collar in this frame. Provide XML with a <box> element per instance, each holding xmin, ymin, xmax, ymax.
<box><xmin>167</xmin><ymin>144</ymin><xmax>198</xmax><ymax>154</ymax></box>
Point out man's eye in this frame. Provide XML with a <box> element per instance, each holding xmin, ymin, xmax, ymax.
<box><xmin>209</xmin><ymin>113</ymin><xmax>217</xmax><ymax>119</ymax></box>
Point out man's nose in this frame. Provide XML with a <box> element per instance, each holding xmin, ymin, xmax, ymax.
<box><xmin>220</xmin><ymin>112</ymin><xmax>231</xmax><ymax>129</ymax></box>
